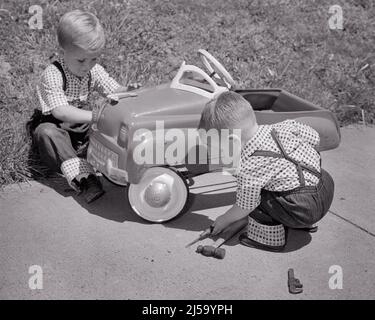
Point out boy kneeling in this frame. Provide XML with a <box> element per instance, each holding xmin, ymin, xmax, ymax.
<box><xmin>198</xmin><ymin>92</ymin><xmax>334</xmax><ymax>251</ymax></box>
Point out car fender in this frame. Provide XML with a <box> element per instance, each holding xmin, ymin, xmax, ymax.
<box><xmin>126</xmin><ymin>127</ymin><xmax>208</xmax><ymax>184</ymax></box>
<box><xmin>127</xmin><ymin>128</ymin><xmax>180</xmax><ymax>184</ymax></box>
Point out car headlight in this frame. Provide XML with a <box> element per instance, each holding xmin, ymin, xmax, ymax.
<box><xmin>118</xmin><ymin>124</ymin><xmax>129</xmax><ymax>148</ymax></box>
<box><xmin>91</xmin><ymin>101</ymin><xmax>107</xmax><ymax>131</ymax></box>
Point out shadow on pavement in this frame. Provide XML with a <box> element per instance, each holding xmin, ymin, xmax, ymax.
<box><xmin>37</xmin><ymin>176</ymin><xmax>216</xmax><ymax>231</ymax></box>
<box><xmin>218</xmin><ymin>228</ymin><xmax>312</xmax><ymax>253</ymax></box>
<box><xmin>284</xmin><ymin>229</ymin><xmax>312</xmax><ymax>252</ymax></box>
<box><xmin>164</xmin><ymin>191</ymin><xmax>237</xmax><ymax>232</ymax></box>
<box><xmin>36</xmin><ymin>175</ymin><xmax>133</xmax><ymax>223</ymax></box>
<box><xmin>38</xmin><ymin>176</ymin><xmax>312</xmax><ymax>251</ymax></box>
<box><xmin>171</xmin><ymin>191</ymin><xmax>313</xmax><ymax>252</ymax></box>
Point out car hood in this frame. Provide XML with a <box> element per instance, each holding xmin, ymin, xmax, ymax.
<box><xmin>109</xmin><ymin>83</ymin><xmax>209</xmax><ymax>117</ymax></box>
<box><xmin>97</xmin><ymin>83</ymin><xmax>210</xmax><ymax>138</ymax></box>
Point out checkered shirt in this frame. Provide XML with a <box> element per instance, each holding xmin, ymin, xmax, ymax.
<box><xmin>37</xmin><ymin>57</ymin><xmax>121</xmax><ymax>115</ymax></box>
<box><xmin>236</xmin><ymin>120</ymin><xmax>321</xmax><ymax>212</ymax></box>
<box><xmin>36</xmin><ymin>57</ymin><xmax>121</xmax><ymax>186</ymax></box>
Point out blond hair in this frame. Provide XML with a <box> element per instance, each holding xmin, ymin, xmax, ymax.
<box><xmin>57</xmin><ymin>10</ymin><xmax>105</xmax><ymax>52</ymax></box>
<box><xmin>198</xmin><ymin>91</ymin><xmax>257</xmax><ymax>131</ymax></box>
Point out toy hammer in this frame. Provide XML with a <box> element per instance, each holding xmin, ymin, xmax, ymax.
<box><xmin>187</xmin><ymin>218</ymin><xmax>248</xmax><ymax>260</ymax></box>
<box><xmin>196</xmin><ymin>245</ymin><xmax>226</xmax><ymax>259</ymax></box>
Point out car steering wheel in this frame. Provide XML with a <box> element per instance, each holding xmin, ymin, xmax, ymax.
<box><xmin>198</xmin><ymin>49</ymin><xmax>236</xmax><ymax>89</ymax></box>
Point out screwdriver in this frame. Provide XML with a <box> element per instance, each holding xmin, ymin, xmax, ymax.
<box><xmin>185</xmin><ymin>226</ymin><xmax>214</xmax><ymax>248</ymax></box>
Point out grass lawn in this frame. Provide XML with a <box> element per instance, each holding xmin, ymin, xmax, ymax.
<box><xmin>0</xmin><ymin>0</ymin><xmax>374</xmax><ymax>186</ymax></box>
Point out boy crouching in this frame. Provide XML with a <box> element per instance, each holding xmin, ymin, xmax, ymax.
<box><xmin>198</xmin><ymin>91</ymin><xmax>334</xmax><ymax>251</ymax></box>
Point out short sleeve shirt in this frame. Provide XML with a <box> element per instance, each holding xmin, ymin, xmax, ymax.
<box><xmin>37</xmin><ymin>57</ymin><xmax>121</xmax><ymax>114</ymax></box>
<box><xmin>236</xmin><ymin>120</ymin><xmax>321</xmax><ymax>212</ymax></box>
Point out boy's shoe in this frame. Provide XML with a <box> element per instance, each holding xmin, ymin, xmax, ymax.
<box><xmin>302</xmin><ymin>225</ymin><xmax>318</xmax><ymax>233</ymax></box>
<box><xmin>292</xmin><ymin>225</ymin><xmax>318</xmax><ymax>233</ymax></box>
<box><xmin>80</xmin><ymin>174</ymin><xmax>105</xmax><ymax>204</ymax></box>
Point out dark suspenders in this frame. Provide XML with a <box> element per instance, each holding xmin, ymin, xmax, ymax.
<box><xmin>30</xmin><ymin>60</ymin><xmax>93</xmax><ymax>132</ymax></box>
<box><xmin>52</xmin><ymin>61</ymin><xmax>67</xmax><ymax>91</ymax></box>
<box><xmin>40</xmin><ymin>60</ymin><xmax>92</xmax><ymax>125</ymax></box>
<box><xmin>252</xmin><ymin>129</ymin><xmax>321</xmax><ymax>187</ymax></box>
<box><xmin>52</xmin><ymin>60</ymin><xmax>92</xmax><ymax>93</ymax></box>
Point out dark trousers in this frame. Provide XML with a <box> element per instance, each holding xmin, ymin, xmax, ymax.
<box><xmin>257</xmin><ymin>169</ymin><xmax>335</xmax><ymax>228</ymax></box>
<box><xmin>33</xmin><ymin>121</ymin><xmax>90</xmax><ymax>174</ymax></box>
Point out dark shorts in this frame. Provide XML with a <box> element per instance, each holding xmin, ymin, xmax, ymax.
<box><xmin>259</xmin><ymin>168</ymin><xmax>335</xmax><ymax>228</ymax></box>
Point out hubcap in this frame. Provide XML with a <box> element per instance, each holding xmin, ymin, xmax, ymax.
<box><xmin>144</xmin><ymin>181</ymin><xmax>171</xmax><ymax>208</ymax></box>
<box><xmin>128</xmin><ymin>167</ymin><xmax>188</xmax><ymax>223</ymax></box>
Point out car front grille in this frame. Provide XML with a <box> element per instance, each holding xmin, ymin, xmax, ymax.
<box><xmin>87</xmin><ymin>136</ymin><xmax>119</xmax><ymax>171</ymax></box>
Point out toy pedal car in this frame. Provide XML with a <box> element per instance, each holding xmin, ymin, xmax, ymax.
<box><xmin>87</xmin><ymin>50</ymin><xmax>341</xmax><ymax>223</ymax></box>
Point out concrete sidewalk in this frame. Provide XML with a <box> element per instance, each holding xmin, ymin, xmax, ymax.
<box><xmin>0</xmin><ymin>126</ymin><xmax>374</xmax><ymax>299</ymax></box>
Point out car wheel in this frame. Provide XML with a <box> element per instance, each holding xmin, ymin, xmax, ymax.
<box><xmin>127</xmin><ymin>167</ymin><xmax>189</xmax><ymax>223</ymax></box>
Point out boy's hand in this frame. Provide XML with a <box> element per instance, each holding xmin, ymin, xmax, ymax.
<box><xmin>112</xmin><ymin>83</ymin><xmax>141</xmax><ymax>94</ymax></box>
<box><xmin>127</xmin><ymin>82</ymin><xmax>142</xmax><ymax>91</ymax></box>
<box><xmin>108</xmin><ymin>83</ymin><xmax>141</xmax><ymax>102</ymax></box>
<box><xmin>108</xmin><ymin>92</ymin><xmax>137</xmax><ymax>100</ymax></box>
<box><xmin>211</xmin><ymin>213</ymin><xmax>232</xmax><ymax>236</ymax></box>
<box><xmin>211</xmin><ymin>204</ymin><xmax>250</xmax><ymax>236</ymax></box>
